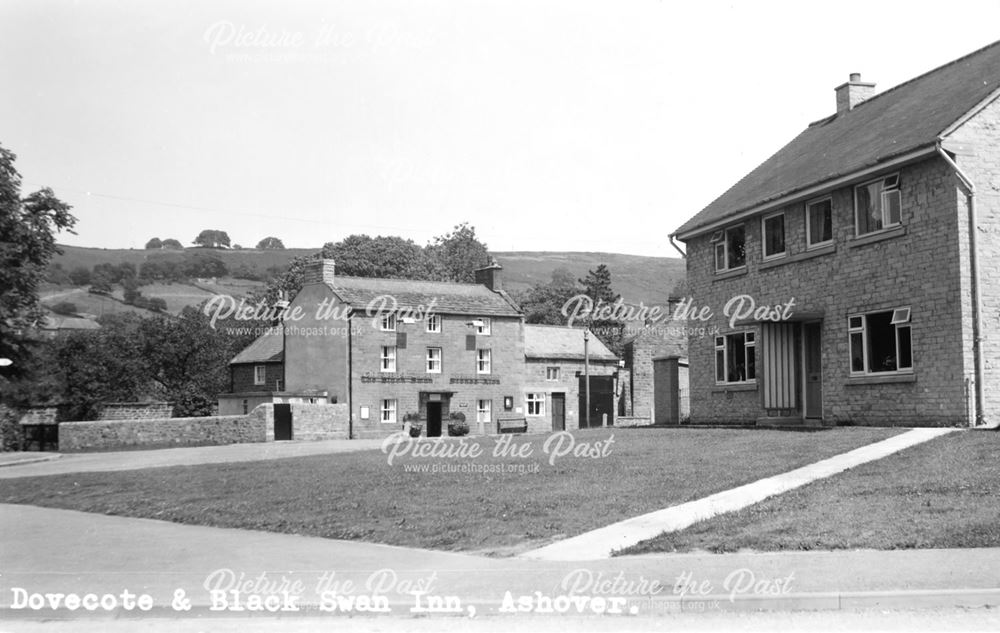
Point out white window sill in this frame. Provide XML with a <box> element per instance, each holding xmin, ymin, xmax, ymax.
<box><xmin>759</xmin><ymin>243</ymin><xmax>835</xmax><ymax>270</ymax></box>
<box><xmin>849</xmin><ymin>225</ymin><xmax>905</xmax><ymax>248</ymax></box>
<box><xmin>846</xmin><ymin>372</ymin><xmax>916</xmax><ymax>385</ymax></box>
<box><xmin>712</xmin><ymin>382</ymin><xmax>758</xmax><ymax>393</ymax></box>
<box><xmin>713</xmin><ymin>266</ymin><xmax>748</xmax><ymax>282</ymax></box>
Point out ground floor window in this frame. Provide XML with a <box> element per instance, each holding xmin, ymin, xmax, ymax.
<box><xmin>715</xmin><ymin>331</ymin><xmax>756</xmax><ymax>383</ymax></box>
<box><xmin>849</xmin><ymin>308</ymin><xmax>912</xmax><ymax>374</ymax></box>
<box><xmin>477</xmin><ymin>399</ymin><xmax>491</xmax><ymax>424</ymax></box>
<box><xmin>381</xmin><ymin>399</ymin><xmax>397</xmax><ymax>423</ymax></box>
<box><xmin>526</xmin><ymin>393</ymin><xmax>546</xmax><ymax>416</ymax></box>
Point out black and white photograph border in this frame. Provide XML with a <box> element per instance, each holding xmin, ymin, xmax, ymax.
<box><xmin>1</xmin><ymin>1</ymin><xmax>999</xmax><ymax>631</ymax></box>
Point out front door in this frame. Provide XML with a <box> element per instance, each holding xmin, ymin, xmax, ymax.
<box><xmin>551</xmin><ymin>393</ymin><xmax>565</xmax><ymax>431</ymax></box>
<box><xmin>426</xmin><ymin>402</ymin><xmax>442</xmax><ymax>437</ymax></box>
<box><xmin>273</xmin><ymin>403</ymin><xmax>293</xmax><ymax>440</ymax></box>
<box><xmin>803</xmin><ymin>322</ymin><xmax>823</xmax><ymax>419</ymax></box>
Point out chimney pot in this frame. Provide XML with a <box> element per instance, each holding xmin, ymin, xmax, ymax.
<box><xmin>302</xmin><ymin>258</ymin><xmax>336</xmax><ymax>286</ymax></box>
<box><xmin>835</xmin><ymin>74</ymin><xmax>876</xmax><ymax>115</ymax></box>
<box><xmin>474</xmin><ymin>259</ymin><xmax>503</xmax><ymax>292</ymax></box>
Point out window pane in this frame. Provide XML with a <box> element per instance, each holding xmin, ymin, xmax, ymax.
<box><xmin>727</xmin><ymin>226</ymin><xmax>746</xmax><ymax>268</ymax></box>
<box><xmin>716</xmin><ymin>349</ymin><xmax>725</xmax><ymax>382</ymax></box>
<box><xmin>897</xmin><ymin>326</ymin><xmax>912</xmax><ymax>369</ymax></box>
<box><xmin>764</xmin><ymin>215</ymin><xmax>785</xmax><ymax>256</ymax></box>
<box><xmin>746</xmin><ymin>344</ymin><xmax>756</xmax><ymax>380</ymax></box>
<box><xmin>856</xmin><ymin>182</ymin><xmax>882</xmax><ymax>235</ymax></box>
<box><xmin>809</xmin><ymin>200</ymin><xmax>832</xmax><ymax>244</ymax></box>
<box><xmin>850</xmin><ymin>332</ymin><xmax>865</xmax><ymax>372</ymax></box>
<box><xmin>715</xmin><ymin>242</ymin><xmax>726</xmax><ymax>270</ymax></box>
<box><xmin>866</xmin><ymin>312</ymin><xmax>896</xmax><ymax>372</ymax></box>
<box><xmin>727</xmin><ymin>333</ymin><xmax>747</xmax><ymax>382</ymax></box>
<box><xmin>884</xmin><ymin>189</ymin><xmax>901</xmax><ymax>225</ymax></box>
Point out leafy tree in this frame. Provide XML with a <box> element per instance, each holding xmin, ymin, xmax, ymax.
<box><xmin>147</xmin><ymin>297</ymin><xmax>167</xmax><ymax>312</ymax></box>
<box><xmin>50</xmin><ymin>301</ymin><xmax>78</xmax><ymax>316</ymax></box>
<box><xmin>123</xmin><ymin>277</ymin><xmax>141</xmax><ymax>304</ymax></box>
<box><xmin>193</xmin><ymin>229</ymin><xmax>231</xmax><ymax>249</ymax></box>
<box><xmin>516</xmin><ymin>267</ymin><xmax>581</xmax><ymax>325</ymax></box>
<box><xmin>161</xmin><ymin>238</ymin><xmax>183</xmax><ymax>250</ymax></box>
<box><xmin>425</xmin><ymin>222</ymin><xmax>490</xmax><ymax>282</ymax></box>
<box><xmin>322</xmin><ymin>235</ymin><xmax>430</xmax><ymax>279</ymax></box>
<box><xmin>183</xmin><ymin>253</ymin><xmax>228</xmax><ymax>278</ymax></box>
<box><xmin>68</xmin><ymin>266</ymin><xmax>91</xmax><ymax>286</ymax></box>
<box><xmin>231</xmin><ymin>243</ymin><xmax>243</xmax><ymax>250</ymax></box>
<box><xmin>579</xmin><ymin>264</ymin><xmax>624</xmax><ymax>356</ymax></box>
<box><xmin>145</xmin><ymin>237</ymin><xmax>163</xmax><ymax>249</ymax></box>
<box><xmin>0</xmin><ymin>143</ymin><xmax>76</xmax><ymax>380</ymax></box>
<box><xmin>89</xmin><ymin>270</ymin><xmax>113</xmax><ymax>294</ymax></box>
<box><xmin>256</xmin><ymin>236</ymin><xmax>285</xmax><ymax>250</ymax></box>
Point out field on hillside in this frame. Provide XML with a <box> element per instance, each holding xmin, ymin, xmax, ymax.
<box><xmin>53</xmin><ymin>245</ymin><xmax>686</xmax><ymax>308</ymax></box>
<box><xmin>38</xmin><ymin>287</ymin><xmax>157</xmax><ymax>318</ymax></box>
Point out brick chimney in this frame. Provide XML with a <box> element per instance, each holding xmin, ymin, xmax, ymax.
<box><xmin>302</xmin><ymin>258</ymin><xmax>336</xmax><ymax>285</ymax></box>
<box><xmin>474</xmin><ymin>259</ymin><xmax>503</xmax><ymax>292</ymax></box>
<box><xmin>835</xmin><ymin>73</ymin><xmax>875</xmax><ymax>115</ymax></box>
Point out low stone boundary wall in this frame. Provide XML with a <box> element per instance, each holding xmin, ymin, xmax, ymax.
<box><xmin>252</xmin><ymin>403</ymin><xmax>349</xmax><ymax>441</ymax></box>
<box><xmin>616</xmin><ymin>416</ymin><xmax>654</xmax><ymax>428</ymax></box>
<box><xmin>59</xmin><ymin>415</ymin><xmax>265</xmax><ymax>452</ymax></box>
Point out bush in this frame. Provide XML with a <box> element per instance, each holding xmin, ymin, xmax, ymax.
<box><xmin>51</xmin><ymin>301</ymin><xmax>78</xmax><ymax>316</ymax></box>
<box><xmin>447</xmin><ymin>411</ymin><xmax>469</xmax><ymax>437</ymax></box>
<box><xmin>0</xmin><ymin>406</ymin><xmax>23</xmax><ymax>452</ymax></box>
<box><xmin>68</xmin><ymin>266</ymin><xmax>91</xmax><ymax>286</ymax></box>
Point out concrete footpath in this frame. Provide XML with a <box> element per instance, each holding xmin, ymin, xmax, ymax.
<box><xmin>523</xmin><ymin>428</ymin><xmax>956</xmax><ymax>561</ymax></box>
<box><xmin>0</xmin><ymin>439</ymin><xmax>385</xmax><ymax>479</ymax></box>
<box><xmin>1</xmin><ymin>503</ymin><xmax>997</xmax><ymax>620</ymax></box>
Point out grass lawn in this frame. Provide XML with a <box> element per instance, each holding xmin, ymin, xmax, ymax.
<box><xmin>619</xmin><ymin>430</ymin><xmax>1000</xmax><ymax>556</ymax></box>
<box><xmin>0</xmin><ymin>427</ymin><xmax>901</xmax><ymax>555</ymax></box>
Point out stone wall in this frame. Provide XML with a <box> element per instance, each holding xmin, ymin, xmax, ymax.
<box><xmin>252</xmin><ymin>403</ymin><xmax>350</xmax><ymax>441</ymax></box>
<box><xmin>59</xmin><ymin>415</ymin><xmax>265</xmax><ymax>452</ymax></box>
<box><xmin>98</xmin><ymin>402</ymin><xmax>173</xmax><ymax>420</ymax></box>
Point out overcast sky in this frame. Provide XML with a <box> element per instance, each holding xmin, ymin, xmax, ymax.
<box><xmin>3</xmin><ymin>0</ymin><xmax>999</xmax><ymax>256</ymax></box>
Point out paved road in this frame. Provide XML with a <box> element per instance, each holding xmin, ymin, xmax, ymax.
<box><xmin>2</xmin><ymin>504</ymin><xmax>997</xmax><ymax>620</ymax></box>
<box><xmin>0</xmin><ymin>439</ymin><xmax>386</xmax><ymax>478</ymax></box>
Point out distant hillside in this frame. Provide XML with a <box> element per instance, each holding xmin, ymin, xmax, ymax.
<box><xmin>494</xmin><ymin>252</ymin><xmax>685</xmax><ymax>305</ymax></box>
<box><xmin>51</xmin><ymin>245</ymin><xmax>686</xmax><ymax>306</ymax></box>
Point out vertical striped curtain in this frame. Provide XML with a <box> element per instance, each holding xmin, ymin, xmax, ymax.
<box><xmin>761</xmin><ymin>322</ymin><xmax>798</xmax><ymax>412</ymax></box>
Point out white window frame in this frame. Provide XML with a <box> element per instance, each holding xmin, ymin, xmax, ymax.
<box><xmin>380</xmin><ymin>399</ymin><xmax>397</xmax><ymax>424</ymax></box>
<box><xmin>854</xmin><ymin>173</ymin><xmax>902</xmax><ymax>237</ymax></box>
<box><xmin>714</xmin><ymin>331</ymin><xmax>756</xmax><ymax>385</ymax></box>
<box><xmin>477</xmin><ymin>399</ymin><xmax>491</xmax><ymax>424</ymax></box>
<box><xmin>545</xmin><ymin>366</ymin><xmax>560</xmax><ymax>381</ymax></box>
<box><xmin>253</xmin><ymin>365</ymin><xmax>266</xmax><ymax>385</ymax></box>
<box><xmin>761</xmin><ymin>212</ymin><xmax>786</xmax><ymax>260</ymax></box>
<box><xmin>806</xmin><ymin>196</ymin><xmax>834</xmax><ymax>249</ymax></box>
<box><xmin>380</xmin><ymin>313</ymin><xmax>396</xmax><ymax>332</ymax></box>
<box><xmin>848</xmin><ymin>307</ymin><xmax>913</xmax><ymax>376</ymax></box>
<box><xmin>526</xmin><ymin>393</ymin><xmax>546</xmax><ymax>416</ymax></box>
<box><xmin>714</xmin><ymin>225</ymin><xmax>747</xmax><ymax>272</ymax></box>
<box><xmin>476</xmin><ymin>348</ymin><xmax>491</xmax><ymax>374</ymax></box>
<box><xmin>426</xmin><ymin>347</ymin><xmax>442</xmax><ymax>373</ymax></box>
<box><xmin>380</xmin><ymin>345</ymin><xmax>396</xmax><ymax>372</ymax></box>
<box><xmin>426</xmin><ymin>314</ymin><xmax>441</xmax><ymax>333</ymax></box>
<box><xmin>475</xmin><ymin>317</ymin><xmax>491</xmax><ymax>335</ymax></box>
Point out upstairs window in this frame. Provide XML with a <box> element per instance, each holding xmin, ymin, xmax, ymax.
<box><xmin>855</xmin><ymin>174</ymin><xmax>901</xmax><ymax>236</ymax></box>
<box><xmin>426</xmin><ymin>347</ymin><xmax>442</xmax><ymax>373</ymax></box>
<box><xmin>380</xmin><ymin>314</ymin><xmax>397</xmax><ymax>332</ymax></box>
<box><xmin>426</xmin><ymin>314</ymin><xmax>441</xmax><ymax>333</ymax></box>
<box><xmin>475</xmin><ymin>318</ymin><xmax>491</xmax><ymax>335</ymax></box>
<box><xmin>806</xmin><ymin>198</ymin><xmax>833</xmax><ymax>247</ymax></box>
<box><xmin>849</xmin><ymin>308</ymin><xmax>912</xmax><ymax>374</ymax></box>
<box><xmin>713</xmin><ymin>225</ymin><xmax>746</xmax><ymax>272</ymax></box>
<box><xmin>380</xmin><ymin>346</ymin><xmax>396</xmax><ymax>372</ymax></box>
<box><xmin>253</xmin><ymin>365</ymin><xmax>266</xmax><ymax>385</ymax></box>
<box><xmin>476</xmin><ymin>348</ymin><xmax>492</xmax><ymax>374</ymax></box>
<box><xmin>715</xmin><ymin>332</ymin><xmax>756</xmax><ymax>384</ymax></box>
<box><xmin>762</xmin><ymin>213</ymin><xmax>786</xmax><ymax>259</ymax></box>
<box><xmin>546</xmin><ymin>367</ymin><xmax>560</xmax><ymax>381</ymax></box>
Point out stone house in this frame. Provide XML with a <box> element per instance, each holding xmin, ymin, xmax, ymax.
<box><xmin>218</xmin><ymin>328</ymin><xmax>330</xmax><ymax>416</ymax></box>
<box><xmin>621</xmin><ymin>318</ymin><xmax>688</xmax><ymax>424</ymax></box>
<box><xmin>224</xmin><ymin>260</ymin><xmax>622</xmax><ymax>437</ymax></box>
<box><xmin>670</xmin><ymin>41</ymin><xmax>1000</xmax><ymax>427</ymax></box>
<box><xmin>523</xmin><ymin>323</ymin><xmax>619</xmax><ymax>431</ymax></box>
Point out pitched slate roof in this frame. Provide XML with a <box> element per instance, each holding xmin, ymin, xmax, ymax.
<box><xmin>674</xmin><ymin>40</ymin><xmax>1000</xmax><ymax>238</ymax></box>
<box><xmin>229</xmin><ymin>328</ymin><xmax>283</xmax><ymax>365</ymax></box>
<box><xmin>524</xmin><ymin>324</ymin><xmax>618</xmax><ymax>362</ymax></box>
<box><xmin>327</xmin><ymin>276</ymin><xmax>522</xmax><ymax>317</ymax></box>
